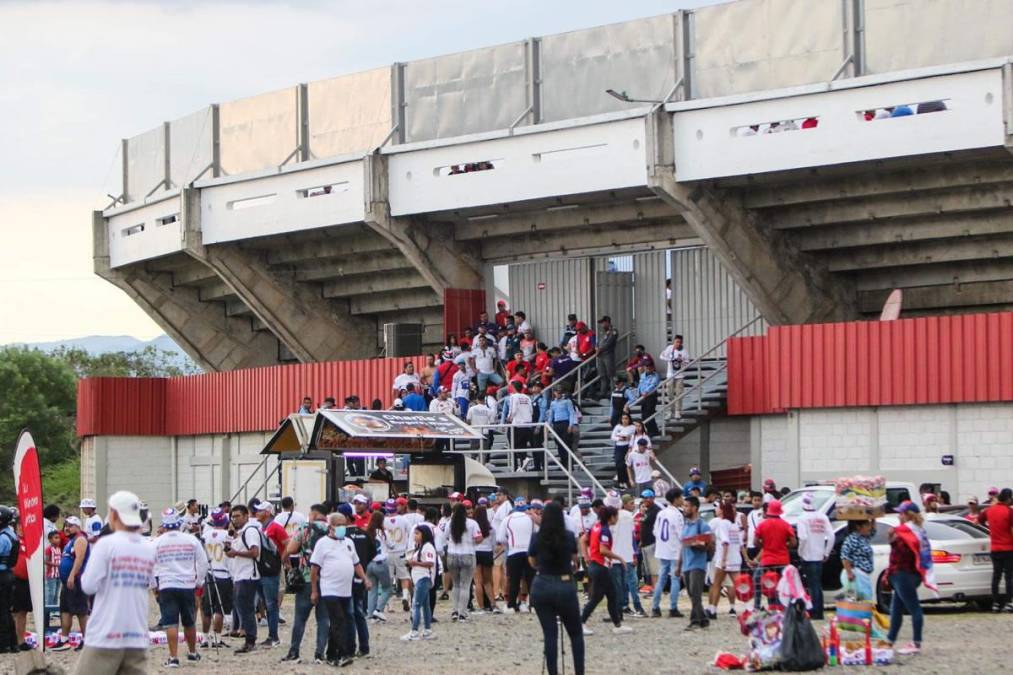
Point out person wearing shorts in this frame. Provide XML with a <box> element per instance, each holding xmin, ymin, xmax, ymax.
<box><xmin>707</xmin><ymin>502</ymin><xmax>744</xmax><ymax>619</ymax></box>
<box><xmin>153</xmin><ymin>511</ymin><xmax>208</xmax><ymax>667</ymax></box>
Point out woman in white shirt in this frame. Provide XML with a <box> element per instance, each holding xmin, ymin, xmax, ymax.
<box><xmin>366</xmin><ymin>510</ymin><xmax>393</xmax><ymax>621</ymax></box>
<box><xmin>629</xmin><ymin>420</ymin><xmax>652</xmax><ymax>452</ymax></box>
<box><xmin>472</xmin><ymin>501</ymin><xmax>498</xmax><ymax>614</ymax></box>
<box><xmin>445</xmin><ymin>503</ymin><xmax>483</xmax><ymax>621</ymax></box>
<box><xmin>403</xmin><ymin>527</ymin><xmax>438</xmax><ymax>641</ymax></box>
<box><xmin>707</xmin><ymin>502</ymin><xmax>745</xmax><ymax>619</ymax></box>
<box><xmin>610</xmin><ymin>412</ymin><xmax>636</xmax><ymax>489</ymax></box>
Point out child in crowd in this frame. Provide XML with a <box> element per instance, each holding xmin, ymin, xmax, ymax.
<box><xmin>44</xmin><ymin>530</ymin><xmax>63</xmax><ymax>616</ymax></box>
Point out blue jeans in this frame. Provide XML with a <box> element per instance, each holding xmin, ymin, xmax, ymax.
<box><xmin>345</xmin><ymin>583</ymin><xmax>369</xmax><ymax>655</ymax></box>
<box><xmin>477</xmin><ymin>371</ymin><xmax>503</xmax><ymax>392</ymax></box>
<box><xmin>618</xmin><ymin>562</ymin><xmax>644</xmax><ymax>612</ymax></box>
<box><xmin>366</xmin><ymin>559</ymin><xmax>392</xmax><ymax>615</ymax></box>
<box><xmin>652</xmin><ymin>558</ymin><xmax>681</xmax><ymax>611</ymax></box>
<box><xmin>44</xmin><ymin>578</ymin><xmax>59</xmax><ymax>607</ymax></box>
<box><xmin>800</xmin><ymin>561</ymin><xmax>824</xmax><ymax>619</ymax></box>
<box><xmin>234</xmin><ymin>580</ymin><xmax>259</xmax><ymax>646</ymax></box>
<box><xmin>887</xmin><ymin>571</ymin><xmax>923</xmax><ymax>645</ymax></box>
<box><xmin>259</xmin><ymin>575</ymin><xmax>280</xmax><ymax>640</ymax></box>
<box><xmin>412</xmin><ymin>577</ymin><xmax>433</xmax><ymax>631</ymax></box>
<box><xmin>288</xmin><ymin>582</ymin><xmax>329</xmax><ymax>658</ymax></box>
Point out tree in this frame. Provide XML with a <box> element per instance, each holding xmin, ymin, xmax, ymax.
<box><xmin>0</xmin><ymin>347</ymin><xmax>78</xmax><ymax>500</ymax></box>
<box><xmin>53</xmin><ymin>345</ymin><xmax>201</xmax><ymax>378</ymax></box>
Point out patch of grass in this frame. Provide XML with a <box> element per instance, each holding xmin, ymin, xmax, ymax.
<box><xmin>42</xmin><ymin>457</ymin><xmax>80</xmax><ymax>515</ymax></box>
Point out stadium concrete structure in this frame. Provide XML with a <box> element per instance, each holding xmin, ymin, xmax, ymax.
<box><xmin>82</xmin><ymin>0</ymin><xmax>1013</xmax><ymax>513</ymax></box>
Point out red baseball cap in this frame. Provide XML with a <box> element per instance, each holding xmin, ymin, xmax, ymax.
<box><xmin>395</xmin><ymin>497</ymin><xmax>408</xmax><ymax>506</ymax></box>
<box><xmin>462</xmin><ymin>499</ymin><xmax>473</xmax><ymax>508</ymax></box>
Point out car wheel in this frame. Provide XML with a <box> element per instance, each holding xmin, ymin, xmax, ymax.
<box><xmin>875</xmin><ymin>573</ymin><xmax>892</xmax><ymax>614</ymax></box>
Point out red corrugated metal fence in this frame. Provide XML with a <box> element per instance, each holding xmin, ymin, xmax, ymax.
<box><xmin>77</xmin><ymin>355</ymin><xmax>427</xmax><ymax>437</ymax></box>
<box><xmin>727</xmin><ymin>312</ymin><xmax>1013</xmax><ymax>415</ymax></box>
<box><xmin>443</xmin><ymin>288</ymin><xmax>486</xmax><ymax>342</ymax></box>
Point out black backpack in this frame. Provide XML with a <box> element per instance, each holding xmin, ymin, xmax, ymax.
<box><xmin>253</xmin><ymin>528</ymin><xmax>282</xmax><ymax>578</ymax></box>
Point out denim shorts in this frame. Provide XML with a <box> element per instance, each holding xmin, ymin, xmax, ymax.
<box><xmin>158</xmin><ymin>588</ymin><xmax>197</xmax><ymax>628</ymax></box>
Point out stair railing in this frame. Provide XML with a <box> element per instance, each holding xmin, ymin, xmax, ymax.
<box><xmin>546</xmin><ymin>331</ymin><xmax>635</xmax><ymax>406</ymax></box>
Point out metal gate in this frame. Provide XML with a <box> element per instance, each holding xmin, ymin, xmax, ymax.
<box><xmin>508</xmin><ymin>258</ymin><xmax>592</xmax><ymax>344</ymax></box>
<box><xmin>595</xmin><ymin>271</ymin><xmax>634</xmax><ymax>336</ymax></box>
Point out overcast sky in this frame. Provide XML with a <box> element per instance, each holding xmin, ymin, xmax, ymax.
<box><xmin>0</xmin><ymin>0</ymin><xmax>724</xmax><ymax>343</ymax></box>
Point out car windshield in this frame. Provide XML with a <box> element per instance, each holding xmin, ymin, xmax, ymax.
<box><xmin>781</xmin><ymin>489</ymin><xmax>834</xmax><ymax>519</ymax></box>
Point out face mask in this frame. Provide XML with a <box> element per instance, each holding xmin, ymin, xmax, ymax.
<box><xmin>333</xmin><ymin>526</ymin><xmax>347</xmax><ymax>539</ymax></box>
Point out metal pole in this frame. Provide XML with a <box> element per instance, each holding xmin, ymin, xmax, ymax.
<box><xmin>697</xmin><ymin>360</ymin><xmax>702</xmax><ymax>412</ymax></box>
<box><xmin>211</xmin><ymin>104</ymin><xmax>221</xmax><ymax>178</ymax></box>
<box><xmin>298</xmin><ymin>82</ymin><xmax>310</xmax><ymax>162</ymax></box>
<box><xmin>120</xmin><ymin>138</ymin><xmax>129</xmax><ymax>204</ymax></box>
<box><xmin>163</xmin><ymin>121</ymin><xmax>171</xmax><ymax>190</ymax></box>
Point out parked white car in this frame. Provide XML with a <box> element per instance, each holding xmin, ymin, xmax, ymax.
<box><xmin>822</xmin><ymin>514</ymin><xmax>992</xmax><ymax>611</ymax></box>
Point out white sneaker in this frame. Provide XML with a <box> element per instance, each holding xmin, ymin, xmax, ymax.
<box><xmin>519</xmin><ymin>601</ymin><xmax>529</xmax><ymax>612</ymax></box>
<box><xmin>400</xmin><ymin>631</ymin><xmax>420</xmax><ymax>641</ymax></box>
<box><xmin>372</xmin><ymin>611</ymin><xmax>387</xmax><ymax>622</ymax></box>
<box><xmin>422</xmin><ymin>629</ymin><xmax>436</xmax><ymax>640</ymax></box>
<box><xmin>258</xmin><ymin>617</ymin><xmax>268</xmax><ymax>627</ymax></box>
<box><xmin>612</xmin><ymin>625</ymin><xmax>633</xmax><ymax>634</ymax></box>
<box><xmin>582</xmin><ymin>624</ymin><xmax>594</xmax><ymax>636</ymax></box>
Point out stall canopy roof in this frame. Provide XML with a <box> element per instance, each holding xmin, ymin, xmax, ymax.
<box><xmin>263</xmin><ymin>409</ymin><xmax>482</xmax><ymax>455</ymax></box>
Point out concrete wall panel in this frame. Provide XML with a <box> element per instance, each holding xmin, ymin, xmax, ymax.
<box><xmin>219</xmin><ymin>87</ymin><xmax>299</xmax><ymax>176</ymax></box>
<box><xmin>308</xmin><ymin>67</ymin><xmax>392</xmax><ymax>157</ymax></box>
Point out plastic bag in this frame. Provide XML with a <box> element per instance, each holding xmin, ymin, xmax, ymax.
<box><xmin>839</xmin><ymin>568</ymin><xmax>872</xmax><ymax>601</ymax></box>
<box><xmin>779</xmin><ymin>599</ymin><xmax>825</xmax><ymax>671</ymax></box>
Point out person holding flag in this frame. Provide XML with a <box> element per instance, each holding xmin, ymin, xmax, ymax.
<box><xmin>885</xmin><ymin>501</ymin><xmax>936</xmax><ymax>656</ymax></box>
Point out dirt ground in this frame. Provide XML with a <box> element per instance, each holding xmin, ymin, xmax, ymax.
<box><xmin>35</xmin><ymin>595</ymin><xmax>1013</xmax><ymax>674</ymax></box>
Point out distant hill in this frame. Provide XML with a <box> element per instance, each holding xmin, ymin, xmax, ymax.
<box><xmin>12</xmin><ymin>334</ymin><xmax>198</xmax><ymax>373</ymax></box>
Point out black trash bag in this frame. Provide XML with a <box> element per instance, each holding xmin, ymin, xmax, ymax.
<box><xmin>779</xmin><ymin>598</ymin><xmax>825</xmax><ymax>671</ymax></box>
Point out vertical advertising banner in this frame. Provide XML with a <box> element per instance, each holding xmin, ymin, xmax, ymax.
<box><xmin>14</xmin><ymin>430</ymin><xmax>45</xmax><ymax>649</ymax></box>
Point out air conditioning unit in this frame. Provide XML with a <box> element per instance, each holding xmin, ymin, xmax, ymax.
<box><xmin>383</xmin><ymin>323</ymin><xmax>423</xmax><ymax>357</ymax></box>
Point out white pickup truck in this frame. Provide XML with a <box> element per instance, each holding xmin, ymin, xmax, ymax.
<box><xmin>779</xmin><ymin>481</ymin><xmax>918</xmax><ymax>525</ymax></box>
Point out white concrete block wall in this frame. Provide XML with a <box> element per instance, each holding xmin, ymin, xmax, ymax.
<box><xmin>710</xmin><ymin>417</ymin><xmax>751</xmax><ymax>471</ymax></box>
<box><xmin>105</xmin><ymin>437</ymin><xmax>173</xmax><ymax>515</ymax></box>
<box><xmin>753</xmin><ymin>403</ymin><xmax>1013</xmax><ymax>502</ymax></box>
<box><xmin>799</xmin><ymin>409</ymin><xmax>874</xmax><ymax>475</ymax></box>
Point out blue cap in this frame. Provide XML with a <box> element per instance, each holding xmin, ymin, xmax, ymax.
<box><xmin>513</xmin><ymin>497</ymin><xmax>529</xmax><ymax>512</ymax></box>
<box><xmin>689</xmin><ymin>467</ymin><xmax>701</xmax><ymax>476</ymax></box>
<box><xmin>641</xmin><ymin>489</ymin><xmax>656</xmax><ymax>499</ymax></box>
<box><xmin>161</xmin><ymin>508</ymin><xmax>181</xmax><ymax>529</ymax></box>
<box><xmin>637</xmin><ymin>438</ymin><xmax>649</xmax><ymax>445</ymax></box>
<box><xmin>337</xmin><ymin>503</ymin><xmax>354</xmax><ymax>518</ymax></box>
<box><xmin>897</xmin><ymin>500</ymin><xmax>920</xmax><ymax>514</ymax></box>
<box><xmin>529</xmin><ymin>499</ymin><xmax>544</xmax><ymax>510</ymax></box>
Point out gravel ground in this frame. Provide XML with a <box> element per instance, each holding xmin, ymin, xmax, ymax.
<box><xmin>38</xmin><ymin>597</ymin><xmax>1012</xmax><ymax>674</ymax></box>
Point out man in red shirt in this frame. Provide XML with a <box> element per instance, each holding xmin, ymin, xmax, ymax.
<box><xmin>751</xmin><ymin>499</ymin><xmax>796</xmax><ymax>609</ymax></box>
<box><xmin>254</xmin><ymin>501</ymin><xmax>289</xmax><ymax>645</ymax></box>
<box><xmin>494</xmin><ymin>300</ymin><xmax>511</xmax><ymax>329</ymax></box>
<box><xmin>579</xmin><ymin>507</ymin><xmax>630</xmax><ymax>634</ymax></box>
<box><xmin>352</xmin><ymin>494</ymin><xmax>372</xmax><ymax>530</ymax></box>
<box><xmin>979</xmin><ymin>488</ymin><xmax>1013</xmax><ymax>611</ymax></box>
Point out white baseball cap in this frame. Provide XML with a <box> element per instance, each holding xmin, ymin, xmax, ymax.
<box><xmin>64</xmin><ymin>516</ymin><xmax>82</xmax><ymax>528</ymax></box>
<box><xmin>79</xmin><ymin>498</ymin><xmax>97</xmax><ymax>509</ymax></box>
<box><xmin>253</xmin><ymin>500</ymin><xmax>274</xmax><ymax>514</ymax></box>
<box><xmin>351</xmin><ymin>494</ymin><xmax>369</xmax><ymax>504</ymax></box>
<box><xmin>108</xmin><ymin>491</ymin><xmax>144</xmax><ymax>528</ymax></box>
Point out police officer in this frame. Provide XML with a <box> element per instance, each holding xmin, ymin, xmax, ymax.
<box><xmin>0</xmin><ymin>506</ymin><xmax>19</xmax><ymax>653</ymax></box>
<box><xmin>609</xmin><ymin>376</ymin><xmax>637</xmax><ymax>427</ymax></box>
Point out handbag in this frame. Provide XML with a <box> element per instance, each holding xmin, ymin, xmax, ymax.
<box><xmin>285</xmin><ymin>565</ymin><xmax>306</xmax><ymax>593</ymax></box>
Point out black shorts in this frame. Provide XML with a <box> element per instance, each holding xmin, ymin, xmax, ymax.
<box><xmin>60</xmin><ymin>582</ymin><xmax>91</xmax><ymax>615</ymax></box>
<box><xmin>475</xmin><ymin>551</ymin><xmax>494</xmax><ymax>568</ymax></box>
<box><xmin>201</xmin><ymin>577</ymin><xmax>234</xmax><ymax>616</ymax></box>
<box><xmin>12</xmin><ymin>577</ymin><xmax>32</xmax><ymax>613</ymax></box>
<box><xmin>158</xmin><ymin>588</ymin><xmax>197</xmax><ymax>629</ymax></box>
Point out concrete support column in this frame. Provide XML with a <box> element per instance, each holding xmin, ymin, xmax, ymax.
<box><xmin>180</xmin><ymin>189</ymin><xmax>377</xmax><ymax>362</ymax></box>
<box><xmin>363</xmin><ymin>152</ymin><xmax>484</xmax><ymax>296</ymax></box>
<box><xmin>92</xmin><ymin>211</ymin><xmax>281</xmax><ymax>372</ymax></box>
<box><xmin>644</xmin><ymin>110</ymin><xmax>857</xmax><ymax>324</ymax></box>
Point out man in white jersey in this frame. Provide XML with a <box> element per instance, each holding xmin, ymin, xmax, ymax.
<box><xmin>274</xmin><ymin>496</ymin><xmax>307</xmax><ymax>536</ymax></box>
<box><xmin>496</xmin><ymin>497</ymin><xmax>535</xmax><ymax>611</ymax></box>
<box><xmin>153</xmin><ymin>509</ymin><xmax>209</xmax><ymax>667</ymax></box>
<box><xmin>651</xmin><ymin>487</ymin><xmax>685</xmax><ymax>618</ymax></box>
<box><xmin>201</xmin><ymin>508</ymin><xmax>233</xmax><ymax>649</ymax></box>
<box><xmin>505</xmin><ymin>381</ymin><xmax>534</xmax><ymax>471</ymax></box>
<box><xmin>610</xmin><ymin>493</ymin><xmax>646</xmax><ymax>617</ymax></box>
<box><xmin>466</xmin><ymin>395</ymin><xmax>495</xmax><ymax>461</ymax></box>
<box><xmin>796</xmin><ymin>492</ymin><xmax>834</xmax><ymax>620</ymax></box>
<box><xmin>74</xmin><ymin>491</ymin><xmax>156</xmax><ymax>675</ymax></box>
<box><xmin>80</xmin><ymin>498</ymin><xmax>104</xmax><ymax>542</ymax></box>
<box><xmin>225</xmin><ymin>505</ymin><xmax>261</xmax><ymax>654</ymax></box>
<box><xmin>626</xmin><ymin>439</ymin><xmax>658</xmax><ymax>494</ymax></box>
<box><xmin>384</xmin><ymin>498</ymin><xmax>414</xmax><ymax>611</ymax></box>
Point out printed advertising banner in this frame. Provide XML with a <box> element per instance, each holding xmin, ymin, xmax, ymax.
<box><xmin>14</xmin><ymin>430</ymin><xmax>45</xmax><ymax>650</ymax></box>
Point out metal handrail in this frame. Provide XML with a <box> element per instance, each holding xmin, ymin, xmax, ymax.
<box><xmin>548</xmin><ymin>330</ymin><xmax>634</xmax><ymax>404</ymax></box>
<box><xmin>229</xmin><ymin>455</ymin><xmax>271</xmax><ymax>504</ymax></box>
<box><xmin>572</xmin><ymin>332</ymin><xmax>635</xmax><ymax>406</ymax></box>
<box><xmin>459</xmin><ymin>422</ymin><xmax>606</xmax><ymax>503</ymax></box>
<box><xmin>626</xmin><ymin>316</ymin><xmax>762</xmax><ymax>411</ymax></box>
<box><xmin>643</xmin><ymin>362</ymin><xmax>729</xmax><ymax>435</ymax></box>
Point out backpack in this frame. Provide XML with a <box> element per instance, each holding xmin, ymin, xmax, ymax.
<box><xmin>0</xmin><ymin>531</ymin><xmax>18</xmax><ymax>571</ymax></box>
<box><xmin>256</xmin><ymin>528</ymin><xmax>282</xmax><ymax>578</ymax></box>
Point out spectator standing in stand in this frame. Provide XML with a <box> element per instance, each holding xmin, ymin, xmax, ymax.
<box><xmin>472</xmin><ymin>335</ymin><xmax>503</xmax><ymax>393</ymax></box>
<box><xmin>505</xmin><ymin>381</ymin><xmax>535</xmax><ymax>471</ymax></box>
<box><xmin>547</xmin><ymin>387</ymin><xmax>578</xmax><ymax>461</ymax></box>
<box><xmin>519</xmin><ymin>328</ymin><xmax>537</xmax><ymax>363</ymax></box>
<box><xmin>402</xmin><ymin>383</ymin><xmax>426</xmax><ymax>412</ymax></box>
<box><xmin>514</xmin><ymin>311</ymin><xmax>531</xmax><ymax>334</ymax></box>
<box><xmin>637</xmin><ymin>357</ymin><xmax>661</xmax><ymax>436</ymax></box>
<box><xmin>559</xmin><ymin>314</ymin><xmax>579</xmax><ymax>349</ymax></box>
<box><xmin>392</xmin><ymin>363</ymin><xmax>421</xmax><ymax>400</ymax></box>
<box><xmin>625</xmin><ymin>345</ymin><xmax>646</xmax><ymax>387</ymax></box>
<box><xmin>659</xmin><ymin>335</ymin><xmax>690</xmax><ymax>420</ymax></box>
<box><xmin>796</xmin><ymin>492</ymin><xmax>834</xmax><ymax>619</ymax></box>
<box><xmin>609</xmin><ymin>376</ymin><xmax>636</xmax><ymax>427</ymax></box>
<box><xmin>498</xmin><ymin>324</ymin><xmax>519</xmax><ymax>362</ymax></box>
<box><xmin>596</xmin><ymin>316</ymin><xmax>619</xmax><ymax>399</ymax></box>
<box><xmin>979</xmin><ymin>488</ymin><xmax>1013</xmax><ymax>612</ymax></box>
<box><xmin>494</xmin><ymin>300</ymin><xmax>511</xmax><ymax>329</ymax></box>
<box><xmin>474</xmin><ymin>310</ymin><xmax>499</xmax><ymax>337</ymax></box>
<box><xmin>297</xmin><ymin>396</ymin><xmax>314</xmax><ymax>415</ymax></box>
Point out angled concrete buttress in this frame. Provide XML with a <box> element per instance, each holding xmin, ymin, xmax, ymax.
<box><xmin>92</xmin><ymin>211</ymin><xmax>280</xmax><ymax>372</ymax></box>
<box><xmin>363</xmin><ymin>152</ymin><xmax>484</xmax><ymax>296</ymax></box>
<box><xmin>643</xmin><ymin>110</ymin><xmax>858</xmax><ymax>325</ymax></box>
<box><xmin>180</xmin><ymin>189</ymin><xmax>378</xmax><ymax>363</ymax></box>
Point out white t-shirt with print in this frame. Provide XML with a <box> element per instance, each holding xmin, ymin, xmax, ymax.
<box><xmin>626</xmin><ymin>449</ymin><xmax>655</xmax><ymax>484</ymax></box>
<box><xmin>393</xmin><ymin>372</ymin><xmax>421</xmax><ymax>392</ymax></box>
<box><xmin>274</xmin><ymin>510</ymin><xmax>307</xmax><ymax>536</ymax></box>
<box><xmin>409</xmin><ymin>542</ymin><xmax>437</xmax><ymax>584</ymax></box>
<box><xmin>712</xmin><ymin>517</ymin><xmax>743</xmax><ymax>570</ymax></box>
<box><xmin>384</xmin><ymin>515</ymin><xmax>413</xmax><ymax>554</ymax></box>
<box><xmin>310</xmin><ymin>535</ymin><xmax>359</xmax><ymax>597</ymax></box>
<box><xmin>79</xmin><ymin>531</ymin><xmax>156</xmax><ymax>649</ymax></box>
<box><xmin>204</xmin><ymin>528</ymin><xmax>233</xmax><ymax>579</ymax></box>
<box><xmin>612</xmin><ymin>509</ymin><xmax>635</xmax><ymax>563</ymax></box>
<box><xmin>653</xmin><ymin>506</ymin><xmax>685</xmax><ymax>561</ymax></box>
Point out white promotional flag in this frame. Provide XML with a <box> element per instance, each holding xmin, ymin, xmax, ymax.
<box><xmin>13</xmin><ymin>430</ymin><xmax>45</xmax><ymax>650</ymax></box>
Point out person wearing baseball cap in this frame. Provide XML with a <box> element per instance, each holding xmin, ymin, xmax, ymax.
<box><xmin>684</xmin><ymin>468</ymin><xmax>707</xmax><ymax>496</ymax></box>
<box><xmin>752</xmin><ymin>499</ymin><xmax>796</xmax><ymax>610</ymax></box>
<box><xmin>796</xmin><ymin>492</ymin><xmax>834</xmax><ymax>620</ymax></box>
<box><xmin>73</xmin><ymin>491</ymin><xmax>157</xmax><ymax>673</ymax></box>
<box><xmin>596</xmin><ymin>315</ymin><xmax>619</xmax><ymax>398</ymax></box>
<box><xmin>79</xmin><ymin>498</ymin><xmax>104</xmax><ymax>543</ymax></box>
<box><xmin>494</xmin><ymin>300</ymin><xmax>510</xmax><ymax>329</ymax></box>
<box><xmin>352</xmin><ymin>494</ymin><xmax>372</xmax><ymax>530</ymax></box>
<box><xmin>978</xmin><ymin>488</ymin><xmax>1013</xmax><ymax>613</ymax></box>
<box><xmin>52</xmin><ymin>513</ymin><xmax>91</xmax><ymax>652</ymax></box>
<box><xmin>497</xmin><ymin>497</ymin><xmax>535</xmax><ymax>612</ymax></box>
<box><xmin>253</xmin><ymin>501</ymin><xmax>288</xmax><ymax>647</ymax></box>
<box><xmin>762</xmin><ymin>478</ymin><xmax>778</xmax><ymax>503</ymax></box>
<box><xmin>152</xmin><ymin>502</ymin><xmax>208</xmax><ymax>667</ymax></box>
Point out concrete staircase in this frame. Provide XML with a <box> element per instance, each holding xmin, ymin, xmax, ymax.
<box><xmin>481</xmin><ymin>359</ymin><xmax>729</xmax><ymax>496</ymax></box>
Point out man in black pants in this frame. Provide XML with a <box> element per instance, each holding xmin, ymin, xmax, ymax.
<box><xmin>579</xmin><ymin>506</ymin><xmax>631</xmax><ymax>635</ymax></box>
<box><xmin>498</xmin><ymin>499</ymin><xmax>536</xmax><ymax>611</ymax></box>
<box><xmin>979</xmin><ymin>488</ymin><xmax>1013</xmax><ymax>612</ymax></box>
<box><xmin>0</xmin><ymin>506</ymin><xmax>17</xmax><ymax>653</ymax></box>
